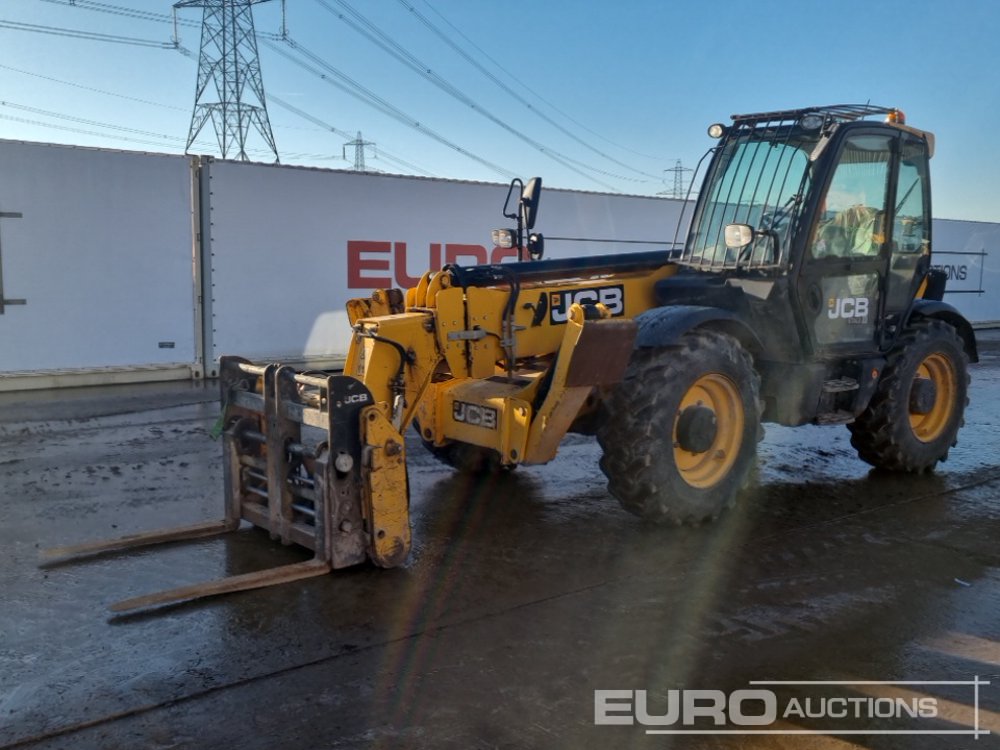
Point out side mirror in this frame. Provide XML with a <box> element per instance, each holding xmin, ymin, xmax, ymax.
<box><xmin>724</xmin><ymin>223</ymin><xmax>754</xmax><ymax>249</ymax></box>
<box><xmin>496</xmin><ymin>177</ymin><xmax>544</xmax><ymax>261</ymax></box>
<box><xmin>520</xmin><ymin>177</ymin><xmax>542</xmax><ymax>231</ymax></box>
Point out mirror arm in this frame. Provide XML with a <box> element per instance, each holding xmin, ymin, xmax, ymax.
<box><xmin>502</xmin><ymin>178</ymin><xmax>523</xmax><ymax>222</ymax></box>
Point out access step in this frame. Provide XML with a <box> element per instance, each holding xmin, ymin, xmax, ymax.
<box><xmin>823</xmin><ymin>378</ymin><xmax>859</xmax><ymax>393</ymax></box>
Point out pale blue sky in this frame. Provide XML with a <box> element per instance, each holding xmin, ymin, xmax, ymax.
<box><xmin>1</xmin><ymin>0</ymin><xmax>998</xmax><ymax>221</ymax></box>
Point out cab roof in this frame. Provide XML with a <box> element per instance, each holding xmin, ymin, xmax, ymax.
<box><xmin>726</xmin><ymin>104</ymin><xmax>933</xmax><ymax>156</ymax></box>
<box><xmin>730</xmin><ymin>104</ymin><xmax>901</xmax><ymax>124</ymax></box>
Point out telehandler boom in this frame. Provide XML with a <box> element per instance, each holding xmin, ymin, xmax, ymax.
<box><xmin>44</xmin><ymin>105</ymin><xmax>977</xmax><ymax>612</ymax></box>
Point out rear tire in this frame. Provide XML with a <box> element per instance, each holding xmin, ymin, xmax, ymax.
<box><xmin>849</xmin><ymin>318</ymin><xmax>969</xmax><ymax>472</ymax></box>
<box><xmin>597</xmin><ymin>330</ymin><xmax>760</xmax><ymax>524</ymax></box>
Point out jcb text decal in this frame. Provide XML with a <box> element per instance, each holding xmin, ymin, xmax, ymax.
<box><xmin>827</xmin><ymin>296</ymin><xmax>870</xmax><ymax>323</ymax></box>
<box><xmin>550</xmin><ymin>285</ymin><xmax>625</xmax><ymax>324</ymax></box>
<box><xmin>453</xmin><ymin>400</ymin><xmax>498</xmax><ymax>430</ymax></box>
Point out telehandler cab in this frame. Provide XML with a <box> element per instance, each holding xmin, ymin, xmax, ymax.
<box><xmin>45</xmin><ymin>105</ymin><xmax>976</xmax><ymax>612</ymax></box>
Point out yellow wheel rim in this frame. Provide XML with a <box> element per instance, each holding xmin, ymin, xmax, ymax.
<box><xmin>909</xmin><ymin>352</ymin><xmax>956</xmax><ymax>443</ymax></box>
<box><xmin>673</xmin><ymin>373</ymin><xmax>744</xmax><ymax>489</ymax></box>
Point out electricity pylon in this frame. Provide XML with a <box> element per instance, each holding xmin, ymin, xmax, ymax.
<box><xmin>343</xmin><ymin>131</ymin><xmax>376</xmax><ymax>171</ymax></box>
<box><xmin>660</xmin><ymin>159</ymin><xmax>693</xmax><ymax>198</ymax></box>
<box><xmin>174</xmin><ymin>0</ymin><xmax>279</xmax><ymax>162</ymax></box>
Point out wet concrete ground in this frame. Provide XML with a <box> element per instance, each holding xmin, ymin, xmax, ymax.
<box><xmin>2</xmin><ymin>334</ymin><xmax>999</xmax><ymax>750</ymax></box>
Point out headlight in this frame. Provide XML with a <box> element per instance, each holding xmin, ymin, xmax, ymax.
<box><xmin>799</xmin><ymin>113</ymin><xmax>824</xmax><ymax>131</ymax></box>
<box><xmin>724</xmin><ymin>223</ymin><xmax>754</xmax><ymax>249</ymax></box>
<box><xmin>492</xmin><ymin>228</ymin><xmax>515</xmax><ymax>249</ymax></box>
<box><xmin>707</xmin><ymin>123</ymin><xmax>726</xmax><ymax>139</ymax></box>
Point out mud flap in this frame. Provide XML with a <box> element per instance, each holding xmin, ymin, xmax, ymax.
<box><xmin>565</xmin><ymin>317</ymin><xmax>639</xmax><ymax>387</ymax></box>
<box><xmin>524</xmin><ymin>306</ymin><xmax>638</xmax><ymax>464</ymax></box>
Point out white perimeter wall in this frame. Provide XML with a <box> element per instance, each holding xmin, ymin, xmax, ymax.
<box><xmin>204</xmin><ymin>161</ymin><xmax>683</xmax><ymax>366</ymax></box>
<box><xmin>0</xmin><ymin>141</ymin><xmax>196</xmax><ymax>375</ymax></box>
<box><xmin>931</xmin><ymin>219</ymin><xmax>1000</xmax><ymax>324</ymax></box>
<box><xmin>0</xmin><ymin>140</ymin><xmax>998</xmax><ymax>388</ymax></box>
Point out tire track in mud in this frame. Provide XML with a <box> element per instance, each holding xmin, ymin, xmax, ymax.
<box><xmin>4</xmin><ymin>364</ymin><xmax>1000</xmax><ymax>749</ymax></box>
<box><xmin>698</xmin><ymin>468</ymin><xmax>1000</xmax><ymax>653</ymax></box>
<box><xmin>5</xmin><ymin>464</ymin><xmax>999</xmax><ymax>750</ymax></box>
<box><xmin>6</xmin><ymin>335</ymin><xmax>1000</xmax><ymax>748</ymax></box>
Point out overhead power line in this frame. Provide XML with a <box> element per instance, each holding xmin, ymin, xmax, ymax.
<box><xmin>0</xmin><ymin>99</ymin><xmax>294</xmax><ymax>159</ymax></box>
<box><xmin>314</xmin><ymin>0</ymin><xmax>630</xmax><ymax>190</ymax></box>
<box><xmin>11</xmin><ymin>0</ymin><xmax>555</xmax><ymax>181</ymax></box>
<box><xmin>417</xmin><ymin>0</ymin><xmax>664</xmax><ymax>163</ymax></box>
<box><xmin>0</xmin><ymin>63</ymin><xmax>187</xmax><ymax>112</ymax></box>
<box><xmin>0</xmin><ymin>30</ymin><xmax>394</xmax><ymax>165</ymax></box>
<box><xmin>397</xmin><ymin>0</ymin><xmax>662</xmax><ymax>180</ymax></box>
<box><xmin>0</xmin><ymin>18</ymin><xmax>174</xmax><ymax>47</ymax></box>
<box><xmin>262</xmin><ymin>36</ymin><xmax>518</xmax><ymax>180</ymax></box>
<box><xmin>267</xmin><ymin>93</ymin><xmax>436</xmax><ymax>176</ymax></box>
<box><xmin>1</xmin><ymin>100</ymin><xmax>185</xmax><ymax>142</ymax></box>
<box><xmin>2</xmin><ymin>61</ymin><xmax>332</xmax><ymax>143</ymax></box>
<box><xmin>37</xmin><ymin>0</ymin><xmax>198</xmax><ymax>27</ymax></box>
<box><xmin>0</xmin><ymin>112</ymin><xmax>196</xmax><ymax>150</ymax></box>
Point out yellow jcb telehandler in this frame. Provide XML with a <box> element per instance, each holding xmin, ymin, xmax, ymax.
<box><xmin>44</xmin><ymin>105</ymin><xmax>977</xmax><ymax>612</ymax></box>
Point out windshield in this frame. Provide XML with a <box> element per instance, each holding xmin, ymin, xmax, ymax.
<box><xmin>684</xmin><ymin>127</ymin><xmax>819</xmax><ymax>270</ymax></box>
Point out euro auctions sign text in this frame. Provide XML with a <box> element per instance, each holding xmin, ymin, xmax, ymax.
<box><xmin>595</xmin><ymin>678</ymin><xmax>991</xmax><ymax>738</ymax></box>
<box><xmin>347</xmin><ymin>240</ymin><xmax>519</xmax><ymax>289</ymax></box>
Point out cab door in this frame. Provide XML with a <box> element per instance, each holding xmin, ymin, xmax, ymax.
<box><xmin>882</xmin><ymin>134</ymin><xmax>932</xmax><ymax>338</ymax></box>
<box><xmin>795</xmin><ymin>131</ymin><xmax>895</xmax><ymax>355</ymax></box>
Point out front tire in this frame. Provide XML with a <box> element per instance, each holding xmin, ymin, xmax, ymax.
<box><xmin>849</xmin><ymin>318</ymin><xmax>969</xmax><ymax>472</ymax></box>
<box><xmin>597</xmin><ymin>330</ymin><xmax>761</xmax><ymax>524</ymax></box>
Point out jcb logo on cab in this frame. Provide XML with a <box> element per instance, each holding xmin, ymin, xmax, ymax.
<box><xmin>827</xmin><ymin>297</ymin><xmax>869</xmax><ymax>321</ymax></box>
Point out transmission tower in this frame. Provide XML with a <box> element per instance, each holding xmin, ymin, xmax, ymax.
<box><xmin>343</xmin><ymin>131</ymin><xmax>376</xmax><ymax>171</ymax></box>
<box><xmin>660</xmin><ymin>159</ymin><xmax>693</xmax><ymax>199</ymax></box>
<box><xmin>174</xmin><ymin>0</ymin><xmax>279</xmax><ymax>162</ymax></box>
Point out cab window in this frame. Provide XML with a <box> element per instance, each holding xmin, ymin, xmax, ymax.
<box><xmin>893</xmin><ymin>141</ymin><xmax>930</xmax><ymax>255</ymax></box>
<box><xmin>810</xmin><ymin>135</ymin><xmax>893</xmax><ymax>260</ymax></box>
<box><xmin>885</xmin><ymin>139</ymin><xmax>931</xmax><ymax>312</ymax></box>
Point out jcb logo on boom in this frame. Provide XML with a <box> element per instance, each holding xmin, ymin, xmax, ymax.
<box><xmin>550</xmin><ymin>285</ymin><xmax>625</xmax><ymax>324</ymax></box>
<box><xmin>827</xmin><ymin>296</ymin><xmax>870</xmax><ymax>322</ymax></box>
<box><xmin>452</xmin><ymin>400</ymin><xmax>498</xmax><ymax>430</ymax></box>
